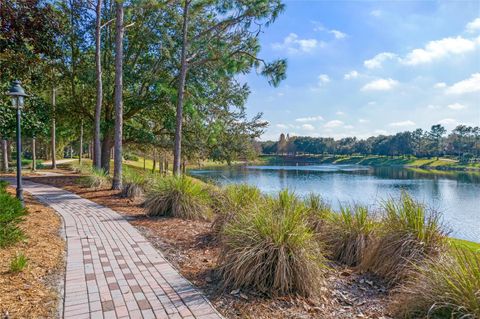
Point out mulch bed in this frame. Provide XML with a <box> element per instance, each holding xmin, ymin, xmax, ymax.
<box><xmin>0</xmin><ymin>187</ymin><xmax>65</xmax><ymax>319</ymax></box>
<box><xmin>25</xmin><ymin>171</ymin><xmax>393</xmax><ymax>318</ymax></box>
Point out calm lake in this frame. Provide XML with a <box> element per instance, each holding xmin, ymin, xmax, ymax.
<box><xmin>189</xmin><ymin>165</ymin><xmax>480</xmax><ymax>243</ymax></box>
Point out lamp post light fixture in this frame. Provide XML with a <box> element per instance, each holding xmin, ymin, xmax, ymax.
<box><xmin>7</xmin><ymin>80</ymin><xmax>28</xmax><ymax>206</ymax></box>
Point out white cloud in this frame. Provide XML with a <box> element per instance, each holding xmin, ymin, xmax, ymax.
<box><xmin>447</xmin><ymin>103</ymin><xmax>466</xmax><ymax>110</ymax></box>
<box><xmin>466</xmin><ymin>18</ymin><xmax>480</xmax><ymax>33</ymax></box>
<box><xmin>358</xmin><ymin>119</ymin><xmax>369</xmax><ymax>123</ymax></box>
<box><xmin>324</xmin><ymin>120</ymin><xmax>344</xmax><ymax>128</ymax></box>
<box><xmin>312</xmin><ymin>21</ymin><xmax>347</xmax><ymax>39</ymax></box>
<box><xmin>330</xmin><ymin>30</ymin><xmax>347</xmax><ymax>39</ymax></box>
<box><xmin>361</xmin><ymin>78</ymin><xmax>398</xmax><ymax>91</ymax></box>
<box><xmin>336</xmin><ymin>111</ymin><xmax>346</xmax><ymax>116</ymax></box>
<box><xmin>344</xmin><ymin>70</ymin><xmax>359</xmax><ymax>80</ymax></box>
<box><xmin>364</xmin><ymin>52</ymin><xmax>397</xmax><ymax>69</ymax></box>
<box><xmin>295</xmin><ymin>116</ymin><xmax>324</xmax><ymax>122</ymax></box>
<box><xmin>438</xmin><ymin>118</ymin><xmax>458</xmax><ymax>126</ymax></box>
<box><xmin>402</xmin><ymin>37</ymin><xmax>476</xmax><ymax>65</ymax></box>
<box><xmin>389</xmin><ymin>120</ymin><xmax>416</xmax><ymax>127</ymax></box>
<box><xmin>434</xmin><ymin>82</ymin><xmax>447</xmax><ymax>88</ymax></box>
<box><xmin>317</xmin><ymin>74</ymin><xmax>331</xmax><ymax>86</ymax></box>
<box><xmin>370</xmin><ymin>9</ymin><xmax>382</xmax><ymax>17</ymax></box>
<box><xmin>446</xmin><ymin>73</ymin><xmax>480</xmax><ymax>94</ymax></box>
<box><xmin>427</xmin><ymin>104</ymin><xmax>440</xmax><ymax>109</ymax></box>
<box><xmin>344</xmin><ymin>125</ymin><xmax>354</xmax><ymax>129</ymax></box>
<box><xmin>368</xmin><ymin>101</ymin><xmax>377</xmax><ymax>106</ymax></box>
<box><xmin>301</xmin><ymin>124</ymin><xmax>315</xmax><ymax>131</ymax></box>
<box><xmin>272</xmin><ymin>33</ymin><xmax>321</xmax><ymax>54</ymax></box>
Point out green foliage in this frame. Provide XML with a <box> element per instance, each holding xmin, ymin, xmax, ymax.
<box><xmin>321</xmin><ymin>205</ymin><xmax>377</xmax><ymax>266</ymax></box>
<box><xmin>0</xmin><ymin>180</ymin><xmax>8</xmax><ymax>192</ymax></box>
<box><xmin>261</xmin><ymin>124</ymin><xmax>480</xmax><ymax>161</ymax></box>
<box><xmin>144</xmin><ymin>176</ymin><xmax>212</xmax><ymax>220</ymax></box>
<box><xmin>0</xmin><ymin>191</ymin><xmax>27</xmax><ymax>248</ymax></box>
<box><xmin>394</xmin><ymin>247</ymin><xmax>480</xmax><ymax>319</ymax></box>
<box><xmin>124</xmin><ymin>153</ymin><xmax>139</xmax><ymax>161</ymax></box>
<box><xmin>9</xmin><ymin>252</ymin><xmax>28</xmax><ymax>273</ymax></box>
<box><xmin>218</xmin><ymin>190</ymin><xmax>327</xmax><ymax>297</ymax></box>
<box><xmin>360</xmin><ymin>193</ymin><xmax>446</xmax><ymax>285</ymax></box>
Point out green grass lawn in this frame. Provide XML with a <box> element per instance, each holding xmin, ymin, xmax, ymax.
<box><xmin>449</xmin><ymin>238</ymin><xmax>480</xmax><ymax>252</ymax></box>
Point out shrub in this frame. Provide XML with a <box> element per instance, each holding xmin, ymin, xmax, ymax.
<box><xmin>124</xmin><ymin>153</ymin><xmax>139</xmax><ymax>161</ymax></box>
<box><xmin>121</xmin><ymin>167</ymin><xmax>148</xmax><ymax>198</ymax></box>
<box><xmin>212</xmin><ymin>184</ymin><xmax>263</xmax><ymax>234</ymax></box>
<box><xmin>322</xmin><ymin>205</ymin><xmax>377</xmax><ymax>266</ymax></box>
<box><xmin>0</xmin><ymin>180</ymin><xmax>8</xmax><ymax>192</ymax></box>
<box><xmin>304</xmin><ymin>193</ymin><xmax>333</xmax><ymax>233</ymax></box>
<box><xmin>218</xmin><ymin>190</ymin><xmax>327</xmax><ymax>297</ymax></box>
<box><xmin>144</xmin><ymin>176</ymin><xmax>212</xmax><ymax>220</ymax></box>
<box><xmin>0</xmin><ymin>192</ymin><xmax>26</xmax><ymax>248</ymax></box>
<box><xmin>10</xmin><ymin>252</ymin><xmax>28</xmax><ymax>272</ymax></box>
<box><xmin>393</xmin><ymin>247</ymin><xmax>480</xmax><ymax>318</ymax></box>
<box><xmin>80</xmin><ymin>168</ymin><xmax>110</xmax><ymax>189</ymax></box>
<box><xmin>69</xmin><ymin>162</ymin><xmax>93</xmax><ymax>174</ymax></box>
<box><xmin>360</xmin><ymin>192</ymin><xmax>446</xmax><ymax>285</ymax></box>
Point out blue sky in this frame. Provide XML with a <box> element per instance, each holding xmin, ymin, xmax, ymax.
<box><xmin>242</xmin><ymin>1</ymin><xmax>480</xmax><ymax>141</ymax></box>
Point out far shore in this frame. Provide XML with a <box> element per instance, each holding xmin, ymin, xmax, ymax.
<box><xmin>258</xmin><ymin>154</ymin><xmax>480</xmax><ymax>172</ymax></box>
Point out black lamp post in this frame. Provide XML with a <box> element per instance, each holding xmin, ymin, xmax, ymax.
<box><xmin>7</xmin><ymin>80</ymin><xmax>28</xmax><ymax>206</ymax></box>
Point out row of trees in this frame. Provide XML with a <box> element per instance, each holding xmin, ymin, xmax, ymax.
<box><xmin>1</xmin><ymin>0</ymin><xmax>287</xmax><ymax>187</ymax></box>
<box><xmin>262</xmin><ymin>125</ymin><xmax>480</xmax><ymax>160</ymax></box>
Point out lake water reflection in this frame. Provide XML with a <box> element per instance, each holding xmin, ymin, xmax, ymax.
<box><xmin>189</xmin><ymin>165</ymin><xmax>480</xmax><ymax>243</ymax></box>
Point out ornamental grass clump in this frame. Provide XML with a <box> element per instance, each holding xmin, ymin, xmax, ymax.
<box><xmin>69</xmin><ymin>162</ymin><xmax>93</xmax><ymax>174</ymax></box>
<box><xmin>212</xmin><ymin>184</ymin><xmax>263</xmax><ymax>234</ymax></box>
<box><xmin>322</xmin><ymin>205</ymin><xmax>377</xmax><ymax>266</ymax></box>
<box><xmin>304</xmin><ymin>193</ymin><xmax>333</xmax><ymax>233</ymax></box>
<box><xmin>80</xmin><ymin>168</ymin><xmax>110</xmax><ymax>189</ymax></box>
<box><xmin>218</xmin><ymin>189</ymin><xmax>327</xmax><ymax>297</ymax></box>
<box><xmin>393</xmin><ymin>247</ymin><xmax>480</xmax><ymax>319</ymax></box>
<box><xmin>360</xmin><ymin>192</ymin><xmax>446</xmax><ymax>285</ymax></box>
<box><xmin>0</xmin><ymin>190</ymin><xmax>27</xmax><ymax>248</ymax></box>
<box><xmin>144</xmin><ymin>176</ymin><xmax>212</xmax><ymax>220</ymax></box>
<box><xmin>121</xmin><ymin>167</ymin><xmax>148</xmax><ymax>198</ymax></box>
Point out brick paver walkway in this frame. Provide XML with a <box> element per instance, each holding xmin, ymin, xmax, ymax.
<box><xmin>19</xmin><ymin>180</ymin><xmax>223</xmax><ymax>319</ymax></box>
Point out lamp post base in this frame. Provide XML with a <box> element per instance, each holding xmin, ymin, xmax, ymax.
<box><xmin>16</xmin><ymin>187</ymin><xmax>24</xmax><ymax>207</ymax></box>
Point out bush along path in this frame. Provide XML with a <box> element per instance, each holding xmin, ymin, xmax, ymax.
<box><xmin>3</xmin><ymin>179</ymin><xmax>222</xmax><ymax>319</ymax></box>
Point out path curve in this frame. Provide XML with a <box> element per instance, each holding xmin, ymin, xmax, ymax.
<box><xmin>12</xmin><ymin>180</ymin><xmax>222</xmax><ymax>319</ymax></box>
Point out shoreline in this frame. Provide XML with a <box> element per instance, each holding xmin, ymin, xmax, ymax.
<box><xmin>258</xmin><ymin>155</ymin><xmax>480</xmax><ymax>172</ymax></box>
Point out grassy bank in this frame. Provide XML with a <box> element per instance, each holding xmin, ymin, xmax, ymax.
<box><xmin>262</xmin><ymin>154</ymin><xmax>480</xmax><ymax>171</ymax></box>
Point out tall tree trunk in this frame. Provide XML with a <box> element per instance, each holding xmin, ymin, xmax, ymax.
<box><xmin>152</xmin><ymin>149</ymin><xmax>156</xmax><ymax>173</ymax></box>
<box><xmin>32</xmin><ymin>137</ymin><xmax>36</xmax><ymax>171</ymax></box>
<box><xmin>7</xmin><ymin>141</ymin><xmax>12</xmax><ymax>162</ymax></box>
<box><xmin>173</xmin><ymin>0</ymin><xmax>190</xmax><ymax>176</ymax></box>
<box><xmin>51</xmin><ymin>87</ymin><xmax>57</xmax><ymax>169</ymax></box>
<box><xmin>159</xmin><ymin>152</ymin><xmax>164</xmax><ymax>174</ymax></box>
<box><xmin>1</xmin><ymin>139</ymin><xmax>8</xmax><ymax>172</ymax></box>
<box><xmin>112</xmin><ymin>0</ymin><xmax>124</xmax><ymax>190</ymax></box>
<box><xmin>79</xmin><ymin>119</ymin><xmax>83</xmax><ymax>164</ymax></box>
<box><xmin>94</xmin><ymin>0</ymin><xmax>103</xmax><ymax>169</ymax></box>
<box><xmin>101</xmin><ymin>127</ymin><xmax>113</xmax><ymax>172</ymax></box>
